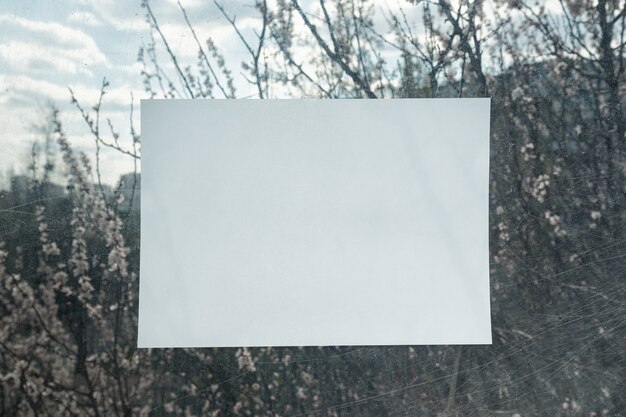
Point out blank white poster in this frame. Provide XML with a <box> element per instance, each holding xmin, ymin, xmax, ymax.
<box><xmin>138</xmin><ymin>99</ymin><xmax>491</xmax><ymax>348</ymax></box>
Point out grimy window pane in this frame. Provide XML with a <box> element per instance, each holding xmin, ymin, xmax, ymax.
<box><xmin>0</xmin><ymin>0</ymin><xmax>624</xmax><ymax>416</ymax></box>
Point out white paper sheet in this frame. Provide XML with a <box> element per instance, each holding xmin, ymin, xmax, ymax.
<box><xmin>138</xmin><ymin>99</ymin><xmax>491</xmax><ymax>348</ymax></box>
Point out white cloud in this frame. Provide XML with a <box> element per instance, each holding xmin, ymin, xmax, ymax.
<box><xmin>167</xmin><ymin>0</ymin><xmax>206</xmax><ymax>9</ymax></box>
<box><xmin>0</xmin><ymin>15</ymin><xmax>103</xmax><ymax>53</ymax></box>
<box><xmin>0</xmin><ymin>74</ymin><xmax>138</xmax><ymax>109</ymax></box>
<box><xmin>67</xmin><ymin>10</ymin><xmax>103</xmax><ymax>27</ymax></box>
<box><xmin>0</xmin><ymin>15</ymin><xmax>107</xmax><ymax>76</ymax></box>
<box><xmin>85</xmin><ymin>0</ymin><xmax>147</xmax><ymax>31</ymax></box>
<box><xmin>0</xmin><ymin>41</ymin><xmax>100</xmax><ymax>76</ymax></box>
<box><xmin>155</xmin><ymin>19</ymin><xmax>260</xmax><ymax>60</ymax></box>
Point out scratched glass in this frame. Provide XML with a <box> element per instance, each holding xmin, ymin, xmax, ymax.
<box><xmin>0</xmin><ymin>0</ymin><xmax>624</xmax><ymax>416</ymax></box>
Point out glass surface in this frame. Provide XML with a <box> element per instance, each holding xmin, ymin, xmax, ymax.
<box><xmin>0</xmin><ymin>0</ymin><xmax>624</xmax><ymax>416</ymax></box>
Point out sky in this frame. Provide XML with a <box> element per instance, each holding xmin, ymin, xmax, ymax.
<box><xmin>1</xmin><ymin>0</ymin><xmax>144</xmax><ymax>185</ymax></box>
<box><xmin>0</xmin><ymin>0</ymin><xmax>292</xmax><ymax>186</ymax></box>
<box><xmin>0</xmin><ymin>0</ymin><xmax>568</xmax><ymax>187</ymax></box>
<box><xmin>2</xmin><ymin>0</ymin><xmax>538</xmax><ymax>187</ymax></box>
